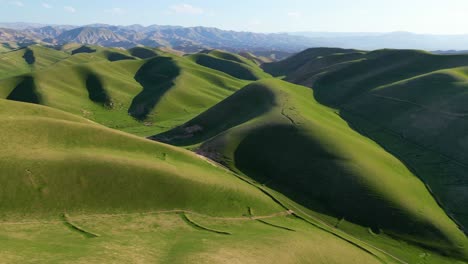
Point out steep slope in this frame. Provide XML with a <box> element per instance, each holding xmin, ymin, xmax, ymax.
<box><xmin>268</xmin><ymin>48</ymin><xmax>468</xmax><ymax>232</ymax></box>
<box><xmin>153</xmin><ymin>79</ymin><xmax>468</xmax><ymax>260</ymax></box>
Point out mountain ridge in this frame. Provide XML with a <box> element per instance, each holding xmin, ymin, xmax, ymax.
<box><xmin>0</xmin><ymin>24</ymin><xmax>313</xmax><ymax>56</ymax></box>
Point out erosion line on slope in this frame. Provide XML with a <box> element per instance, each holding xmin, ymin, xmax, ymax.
<box><xmin>61</xmin><ymin>213</ymin><xmax>100</xmax><ymax>238</ymax></box>
<box><xmin>180</xmin><ymin>213</ymin><xmax>232</xmax><ymax>235</ymax></box>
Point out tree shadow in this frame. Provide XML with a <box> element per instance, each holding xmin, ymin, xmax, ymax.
<box><xmin>128</xmin><ymin>57</ymin><xmax>180</xmax><ymax>121</ymax></box>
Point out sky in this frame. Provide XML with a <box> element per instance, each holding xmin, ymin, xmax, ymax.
<box><xmin>1</xmin><ymin>0</ymin><xmax>468</xmax><ymax>34</ymax></box>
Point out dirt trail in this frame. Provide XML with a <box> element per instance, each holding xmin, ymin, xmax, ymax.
<box><xmin>0</xmin><ymin>210</ymin><xmax>293</xmax><ymax>226</ymax></box>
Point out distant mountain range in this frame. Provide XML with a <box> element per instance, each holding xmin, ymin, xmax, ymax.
<box><xmin>291</xmin><ymin>31</ymin><xmax>468</xmax><ymax>51</ymax></box>
<box><xmin>0</xmin><ymin>22</ymin><xmax>314</xmax><ymax>55</ymax></box>
<box><xmin>2</xmin><ymin>22</ymin><xmax>468</xmax><ymax>54</ymax></box>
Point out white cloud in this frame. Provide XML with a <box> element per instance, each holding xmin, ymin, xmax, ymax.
<box><xmin>169</xmin><ymin>3</ymin><xmax>204</xmax><ymax>15</ymax></box>
<box><xmin>105</xmin><ymin>7</ymin><xmax>125</xmax><ymax>15</ymax></box>
<box><xmin>10</xmin><ymin>1</ymin><xmax>24</xmax><ymax>7</ymax></box>
<box><xmin>41</xmin><ymin>2</ymin><xmax>52</xmax><ymax>9</ymax></box>
<box><xmin>287</xmin><ymin>11</ymin><xmax>302</xmax><ymax>18</ymax></box>
<box><xmin>64</xmin><ymin>6</ymin><xmax>76</xmax><ymax>13</ymax></box>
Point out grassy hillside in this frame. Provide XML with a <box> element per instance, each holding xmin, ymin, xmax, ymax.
<box><xmin>267</xmin><ymin>48</ymin><xmax>468</xmax><ymax>235</ymax></box>
<box><xmin>0</xmin><ymin>98</ymin><xmax>284</xmax><ymax>216</ymax></box>
<box><xmin>2</xmin><ymin>44</ymin><xmax>468</xmax><ymax>263</ymax></box>
<box><xmin>153</xmin><ymin>79</ymin><xmax>468</xmax><ymax>261</ymax></box>
<box><xmin>239</xmin><ymin>51</ymin><xmax>274</xmax><ymax>65</ymax></box>
<box><xmin>0</xmin><ymin>45</ymin><xmax>70</xmax><ymax>79</ymax></box>
<box><xmin>0</xmin><ymin>43</ymin><xmax>12</xmax><ymax>53</ymax></box>
<box><xmin>187</xmin><ymin>50</ymin><xmax>272</xmax><ymax>80</ymax></box>
<box><xmin>0</xmin><ymin>98</ymin><xmax>402</xmax><ymax>264</ymax></box>
<box><xmin>0</xmin><ymin>45</ymin><xmax>255</xmax><ymax>136</ymax></box>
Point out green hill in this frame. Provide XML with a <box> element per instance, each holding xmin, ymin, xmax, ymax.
<box><xmin>0</xmin><ymin>45</ymin><xmax>70</xmax><ymax>79</ymax></box>
<box><xmin>239</xmin><ymin>51</ymin><xmax>274</xmax><ymax>64</ymax></box>
<box><xmin>265</xmin><ymin>48</ymin><xmax>468</xmax><ymax>236</ymax></box>
<box><xmin>0</xmin><ymin>45</ymin><xmax>254</xmax><ymax>136</ymax></box>
<box><xmin>262</xmin><ymin>47</ymin><xmax>364</xmax><ymax>79</ymax></box>
<box><xmin>0</xmin><ymin>98</ymin><xmax>403</xmax><ymax>264</ymax></box>
<box><xmin>0</xmin><ymin>98</ymin><xmax>283</xmax><ymax>217</ymax></box>
<box><xmin>2</xmin><ymin>44</ymin><xmax>468</xmax><ymax>263</ymax></box>
<box><xmin>153</xmin><ymin>79</ymin><xmax>468</xmax><ymax>260</ymax></box>
<box><xmin>187</xmin><ymin>50</ymin><xmax>272</xmax><ymax>80</ymax></box>
<box><xmin>0</xmin><ymin>43</ymin><xmax>12</xmax><ymax>53</ymax></box>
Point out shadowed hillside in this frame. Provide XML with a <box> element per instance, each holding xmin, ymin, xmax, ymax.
<box><xmin>188</xmin><ymin>51</ymin><xmax>271</xmax><ymax>80</ymax></box>
<box><xmin>153</xmin><ymin>79</ymin><xmax>468</xmax><ymax>260</ymax></box>
<box><xmin>265</xmin><ymin>48</ymin><xmax>468</xmax><ymax>235</ymax></box>
<box><xmin>6</xmin><ymin>76</ymin><xmax>41</xmax><ymax>104</ymax></box>
<box><xmin>129</xmin><ymin>57</ymin><xmax>180</xmax><ymax>120</ymax></box>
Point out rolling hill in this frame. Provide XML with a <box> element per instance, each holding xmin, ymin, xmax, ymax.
<box><xmin>0</xmin><ymin>98</ymin><xmax>367</xmax><ymax>263</ymax></box>
<box><xmin>0</xmin><ymin>46</ymin><xmax>269</xmax><ymax>136</ymax></box>
<box><xmin>264</xmin><ymin>47</ymin><xmax>468</xmax><ymax>238</ymax></box>
<box><xmin>0</xmin><ymin>91</ymin><xmax>463</xmax><ymax>264</ymax></box>
<box><xmin>153</xmin><ymin>79</ymin><xmax>468</xmax><ymax>260</ymax></box>
<box><xmin>2</xmin><ymin>44</ymin><xmax>468</xmax><ymax>263</ymax></box>
<box><xmin>2</xmin><ymin>98</ymin><xmax>442</xmax><ymax>264</ymax></box>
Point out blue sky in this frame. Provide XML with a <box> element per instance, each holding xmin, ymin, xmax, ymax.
<box><xmin>1</xmin><ymin>0</ymin><xmax>468</xmax><ymax>34</ymax></box>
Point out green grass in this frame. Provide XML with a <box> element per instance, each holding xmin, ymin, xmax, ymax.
<box><xmin>154</xmin><ymin>78</ymin><xmax>468</xmax><ymax>261</ymax></box>
<box><xmin>0</xmin><ymin>212</ymin><xmax>391</xmax><ymax>264</ymax></box>
<box><xmin>0</xmin><ymin>98</ymin><xmax>410</xmax><ymax>264</ymax></box>
<box><xmin>0</xmin><ymin>46</ymin><xmax>249</xmax><ymax>136</ymax></box>
<box><xmin>0</xmin><ymin>98</ymin><xmax>284</xmax><ymax>217</ymax></box>
<box><xmin>266</xmin><ymin>47</ymin><xmax>468</xmax><ymax>238</ymax></box>
<box><xmin>0</xmin><ymin>44</ymin><xmax>12</xmax><ymax>53</ymax></box>
<box><xmin>2</xmin><ymin>44</ymin><xmax>468</xmax><ymax>263</ymax></box>
<box><xmin>188</xmin><ymin>51</ymin><xmax>272</xmax><ymax>80</ymax></box>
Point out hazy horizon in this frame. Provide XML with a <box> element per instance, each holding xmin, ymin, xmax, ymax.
<box><xmin>1</xmin><ymin>0</ymin><xmax>468</xmax><ymax>34</ymax></box>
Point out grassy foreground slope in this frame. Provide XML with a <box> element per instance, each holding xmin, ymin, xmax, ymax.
<box><xmin>0</xmin><ymin>98</ymin><xmax>392</xmax><ymax>264</ymax></box>
<box><xmin>265</xmin><ymin>48</ymin><xmax>468</xmax><ymax>234</ymax></box>
<box><xmin>153</xmin><ymin>79</ymin><xmax>468</xmax><ymax>261</ymax></box>
<box><xmin>0</xmin><ymin>98</ymin><xmax>284</xmax><ymax>217</ymax></box>
<box><xmin>0</xmin><ymin>45</ymin><xmax>268</xmax><ymax>136</ymax></box>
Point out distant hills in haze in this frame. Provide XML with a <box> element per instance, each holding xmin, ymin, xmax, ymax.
<box><xmin>2</xmin><ymin>22</ymin><xmax>468</xmax><ymax>57</ymax></box>
<box><xmin>291</xmin><ymin>31</ymin><xmax>468</xmax><ymax>51</ymax></box>
<box><xmin>0</xmin><ymin>22</ymin><xmax>313</xmax><ymax>57</ymax></box>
